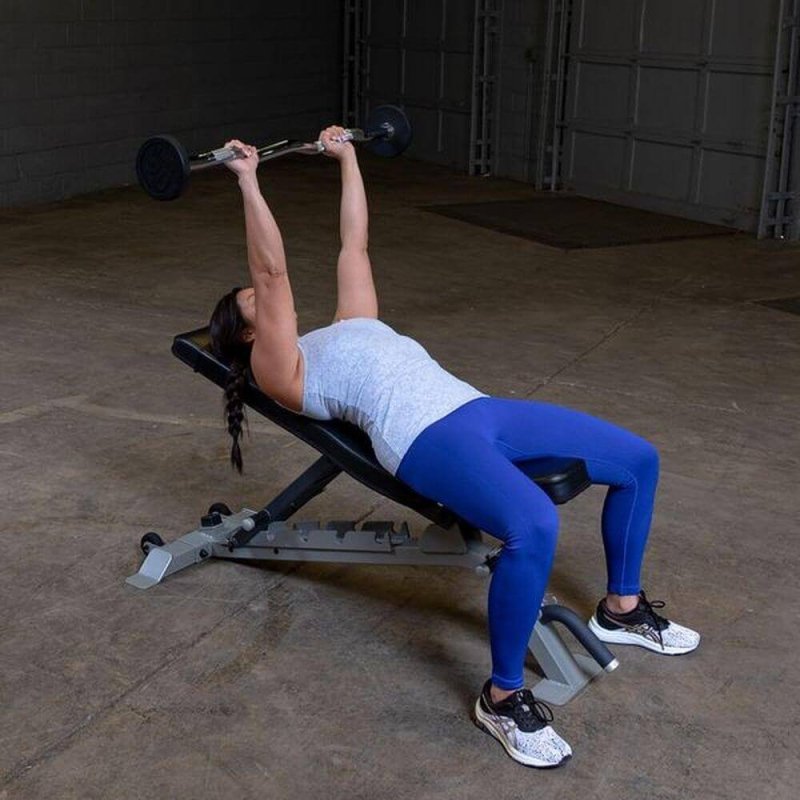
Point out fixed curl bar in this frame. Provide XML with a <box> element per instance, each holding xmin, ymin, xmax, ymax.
<box><xmin>136</xmin><ymin>104</ymin><xmax>412</xmax><ymax>201</ymax></box>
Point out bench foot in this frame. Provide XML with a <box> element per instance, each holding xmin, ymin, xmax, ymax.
<box><xmin>125</xmin><ymin>510</ymin><xmax>253</xmax><ymax>589</ymax></box>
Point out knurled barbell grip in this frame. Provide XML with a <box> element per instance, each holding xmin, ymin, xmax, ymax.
<box><xmin>203</xmin><ymin>125</ymin><xmax>393</xmax><ymax>165</ymax></box>
<box><xmin>206</xmin><ymin>128</ymin><xmax>365</xmax><ymax>165</ymax></box>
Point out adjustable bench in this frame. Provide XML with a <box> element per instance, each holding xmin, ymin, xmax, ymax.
<box><xmin>127</xmin><ymin>326</ymin><xmax>619</xmax><ymax>704</ymax></box>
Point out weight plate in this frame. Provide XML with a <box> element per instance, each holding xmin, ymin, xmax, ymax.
<box><xmin>364</xmin><ymin>105</ymin><xmax>412</xmax><ymax>158</ymax></box>
<box><xmin>135</xmin><ymin>135</ymin><xmax>190</xmax><ymax>201</ymax></box>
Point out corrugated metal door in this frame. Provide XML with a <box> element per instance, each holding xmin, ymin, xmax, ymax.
<box><xmin>362</xmin><ymin>0</ymin><xmax>475</xmax><ymax>169</ymax></box>
<box><xmin>562</xmin><ymin>0</ymin><xmax>781</xmax><ymax>230</ymax></box>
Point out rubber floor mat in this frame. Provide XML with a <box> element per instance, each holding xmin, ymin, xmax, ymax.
<box><xmin>423</xmin><ymin>195</ymin><xmax>737</xmax><ymax>249</ymax></box>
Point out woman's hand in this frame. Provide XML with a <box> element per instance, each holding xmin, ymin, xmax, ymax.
<box><xmin>223</xmin><ymin>139</ymin><xmax>259</xmax><ymax>178</ymax></box>
<box><xmin>319</xmin><ymin>126</ymin><xmax>355</xmax><ymax>161</ymax></box>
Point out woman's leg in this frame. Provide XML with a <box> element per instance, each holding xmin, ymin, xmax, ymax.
<box><xmin>398</xmin><ymin>413</ymin><xmax>575</xmax><ymax>768</ymax></box>
<box><xmin>397</xmin><ymin>405</ymin><xmax>560</xmax><ymax>691</ymax></box>
<box><xmin>482</xmin><ymin>397</ymin><xmax>660</xmax><ymax>597</ymax></box>
<box><xmin>478</xmin><ymin>396</ymin><xmax>699</xmax><ymax>656</ymax></box>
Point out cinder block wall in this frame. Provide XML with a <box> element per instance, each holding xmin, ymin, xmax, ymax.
<box><xmin>0</xmin><ymin>0</ymin><xmax>342</xmax><ymax>207</ymax></box>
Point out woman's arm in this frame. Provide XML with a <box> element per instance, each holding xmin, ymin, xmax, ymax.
<box><xmin>225</xmin><ymin>140</ymin><xmax>301</xmax><ymax>402</ymax></box>
<box><xmin>320</xmin><ymin>127</ymin><xmax>379</xmax><ymax>322</ymax></box>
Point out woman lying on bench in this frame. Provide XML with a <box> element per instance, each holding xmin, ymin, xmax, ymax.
<box><xmin>207</xmin><ymin>128</ymin><xmax>700</xmax><ymax>769</ymax></box>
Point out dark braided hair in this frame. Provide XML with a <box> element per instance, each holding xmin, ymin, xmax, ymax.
<box><xmin>209</xmin><ymin>287</ymin><xmax>253</xmax><ymax>473</ymax></box>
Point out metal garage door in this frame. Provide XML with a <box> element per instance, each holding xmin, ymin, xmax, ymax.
<box><xmin>561</xmin><ymin>0</ymin><xmax>781</xmax><ymax>231</ymax></box>
<box><xmin>359</xmin><ymin>0</ymin><xmax>475</xmax><ymax>170</ymax></box>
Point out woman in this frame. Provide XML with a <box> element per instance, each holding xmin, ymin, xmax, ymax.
<box><xmin>209</xmin><ymin>128</ymin><xmax>700</xmax><ymax>769</ymax></box>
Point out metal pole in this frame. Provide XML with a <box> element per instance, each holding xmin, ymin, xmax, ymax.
<box><xmin>759</xmin><ymin>0</ymin><xmax>788</xmax><ymax>238</ymax></box>
<box><xmin>469</xmin><ymin>0</ymin><xmax>482</xmax><ymax>175</ymax></box>
<box><xmin>789</xmin><ymin>0</ymin><xmax>800</xmax><ymax>239</ymax></box>
<box><xmin>343</xmin><ymin>0</ymin><xmax>351</xmax><ymax>126</ymax></box>
<box><xmin>776</xmin><ymin>0</ymin><xmax>800</xmax><ymax>238</ymax></box>
<box><xmin>550</xmin><ymin>0</ymin><xmax>571</xmax><ymax>191</ymax></box>
<box><xmin>354</xmin><ymin>0</ymin><xmax>363</xmax><ymax>126</ymax></box>
<box><xmin>537</xmin><ymin>0</ymin><xmax>558</xmax><ymax>190</ymax></box>
<box><xmin>480</xmin><ymin>2</ymin><xmax>492</xmax><ymax>172</ymax></box>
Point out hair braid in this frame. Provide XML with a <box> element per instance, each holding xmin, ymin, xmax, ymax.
<box><xmin>208</xmin><ymin>286</ymin><xmax>255</xmax><ymax>473</ymax></box>
<box><xmin>224</xmin><ymin>360</ymin><xmax>249</xmax><ymax>473</ymax></box>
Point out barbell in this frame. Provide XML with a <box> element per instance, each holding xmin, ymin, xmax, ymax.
<box><xmin>135</xmin><ymin>104</ymin><xmax>412</xmax><ymax>201</ymax></box>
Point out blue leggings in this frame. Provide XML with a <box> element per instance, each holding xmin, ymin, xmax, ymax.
<box><xmin>395</xmin><ymin>396</ymin><xmax>660</xmax><ymax>690</ymax></box>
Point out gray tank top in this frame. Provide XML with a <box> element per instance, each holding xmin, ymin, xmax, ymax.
<box><xmin>296</xmin><ymin>318</ymin><xmax>487</xmax><ymax>474</ymax></box>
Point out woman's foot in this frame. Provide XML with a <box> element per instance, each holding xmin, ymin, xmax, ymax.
<box><xmin>588</xmin><ymin>590</ymin><xmax>700</xmax><ymax>655</ymax></box>
<box><xmin>472</xmin><ymin>680</ymin><xmax>572</xmax><ymax>768</ymax></box>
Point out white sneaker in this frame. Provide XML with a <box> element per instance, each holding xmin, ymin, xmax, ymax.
<box><xmin>588</xmin><ymin>591</ymin><xmax>700</xmax><ymax>655</ymax></box>
<box><xmin>472</xmin><ymin>680</ymin><xmax>572</xmax><ymax>768</ymax></box>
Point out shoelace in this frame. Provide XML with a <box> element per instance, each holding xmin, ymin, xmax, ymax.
<box><xmin>501</xmin><ymin>689</ymin><xmax>554</xmax><ymax>731</ymax></box>
<box><xmin>637</xmin><ymin>591</ymin><xmax>669</xmax><ymax>649</ymax></box>
<box><xmin>605</xmin><ymin>591</ymin><xmax>670</xmax><ymax>649</ymax></box>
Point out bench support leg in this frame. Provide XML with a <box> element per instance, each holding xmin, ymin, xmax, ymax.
<box><xmin>528</xmin><ymin>601</ymin><xmax>619</xmax><ymax>705</ymax></box>
<box><xmin>529</xmin><ymin>621</ymin><xmax>604</xmax><ymax>705</ymax></box>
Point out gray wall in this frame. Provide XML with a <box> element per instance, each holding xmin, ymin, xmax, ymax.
<box><xmin>0</xmin><ymin>0</ymin><xmax>342</xmax><ymax>208</ymax></box>
<box><xmin>494</xmin><ymin>0</ymin><xmax>548</xmax><ymax>183</ymax></box>
<box><xmin>361</xmin><ymin>0</ymin><xmax>474</xmax><ymax>171</ymax></box>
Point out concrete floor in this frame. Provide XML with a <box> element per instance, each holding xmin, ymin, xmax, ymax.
<box><xmin>1</xmin><ymin>153</ymin><xmax>798</xmax><ymax>800</ymax></box>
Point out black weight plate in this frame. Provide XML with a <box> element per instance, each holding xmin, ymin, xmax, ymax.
<box><xmin>135</xmin><ymin>135</ymin><xmax>190</xmax><ymax>201</ymax></box>
<box><xmin>364</xmin><ymin>105</ymin><xmax>412</xmax><ymax>158</ymax></box>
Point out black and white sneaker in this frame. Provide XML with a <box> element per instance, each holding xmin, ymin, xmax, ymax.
<box><xmin>588</xmin><ymin>591</ymin><xmax>700</xmax><ymax>655</ymax></box>
<box><xmin>472</xmin><ymin>680</ymin><xmax>572</xmax><ymax>768</ymax></box>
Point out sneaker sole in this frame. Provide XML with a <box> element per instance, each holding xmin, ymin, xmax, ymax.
<box><xmin>588</xmin><ymin>615</ymin><xmax>699</xmax><ymax>655</ymax></box>
<box><xmin>472</xmin><ymin>700</ymin><xmax>571</xmax><ymax>769</ymax></box>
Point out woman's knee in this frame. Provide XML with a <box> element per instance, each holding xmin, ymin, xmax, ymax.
<box><xmin>633</xmin><ymin>437</ymin><xmax>660</xmax><ymax>480</ymax></box>
<box><xmin>598</xmin><ymin>435</ymin><xmax>659</xmax><ymax>491</ymax></box>
<box><xmin>502</xmin><ymin>505</ymin><xmax>560</xmax><ymax>560</ymax></box>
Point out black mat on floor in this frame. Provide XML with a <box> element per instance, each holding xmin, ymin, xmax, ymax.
<box><xmin>423</xmin><ymin>195</ymin><xmax>736</xmax><ymax>249</ymax></box>
<box><xmin>756</xmin><ymin>296</ymin><xmax>800</xmax><ymax>316</ymax></box>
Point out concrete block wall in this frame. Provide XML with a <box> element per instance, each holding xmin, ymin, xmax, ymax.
<box><xmin>0</xmin><ymin>0</ymin><xmax>342</xmax><ymax>207</ymax></box>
